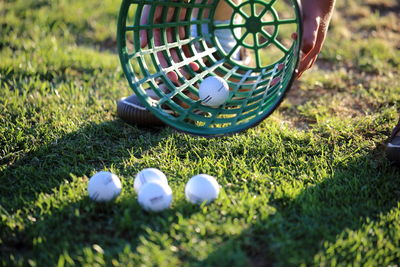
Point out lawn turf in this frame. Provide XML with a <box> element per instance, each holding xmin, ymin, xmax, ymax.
<box><xmin>1</xmin><ymin>0</ymin><xmax>400</xmax><ymax>266</ymax></box>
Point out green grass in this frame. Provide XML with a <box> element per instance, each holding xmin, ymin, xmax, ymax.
<box><xmin>1</xmin><ymin>0</ymin><xmax>400</xmax><ymax>266</ymax></box>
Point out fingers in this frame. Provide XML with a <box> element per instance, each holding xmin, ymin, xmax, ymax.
<box><xmin>140</xmin><ymin>6</ymin><xmax>164</xmax><ymax>48</ymax></box>
<box><xmin>152</xmin><ymin>28</ymin><xmax>179</xmax><ymax>83</ymax></box>
<box><xmin>297</xmin><ymin>48</ymin><xmax>318</xmax><ymax>78</ymax></box>
<box><xmin>296</xmin><ymin>24</ymin><xmax>327</xmax><ymax>78</ymax></box>
<box><xmin>175</xmin><ymin>8</ymin><xmax>200</xmax><ymax>74</ymax></box>
<box><xmin>294</xmin><ymin>13</ymin><xmax>320</xmax><ymax>78</ymax></box>
<box><xmin>296</xmin><ymin>55</ymin><xmax>317</xmax><ymax>79</ymax></box>
<box><xmin>153</xmin><ymin>27</ymin><xmax>199</xmax><ymax>84</ymax></box>
<box><xmin>296</xmin><ymin>14</ymin><xmax>322</xmax><ymax>78</ymax></box>
<box><xmin>140</xmin><ymin>5</ymin><xmax>199</xmax><ymax>84</ymax></box>
<box><xmin>140</xmin><ymin>6</ymin><xmax>150</xmax><ymax>48</ymax></box>
<box><xmin>166</xmin><ymin>28</ymin><xmax>199</xmax><ymax>82</ymax></box>
<box><xmin>294</xmin><ymin>0</ymin><xmax>337</xmax><ymax>79</ymax></box>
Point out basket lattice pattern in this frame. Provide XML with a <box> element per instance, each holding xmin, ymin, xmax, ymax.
<box><xmin>117</xmin><ymin>0</ymin><xmax>302</xmax><ymax>136</ymax></box>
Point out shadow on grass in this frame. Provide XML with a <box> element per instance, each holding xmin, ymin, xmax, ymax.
<box><xmin>2</xmin><ymin>194</ymin><xmax>200</xmax><ymax>265</ymax></box>
<box><xmin>0</xmin><ymin>120</ymin><xmax>168</xmax><ymax>212</ymax></box>
<box><xmin>1</xmin><ymin>120</ymin><xmax>195</xmax><ymax>264</ymax></box>
<box><xmin>202</xmin><ymin>147</ymin><xmax>400</xmax><ymax>266</ymax></box>
<box><xmin>2</xmin><ymin>120</ymin><xmax>399</xmax><ymax>265</ymax></box>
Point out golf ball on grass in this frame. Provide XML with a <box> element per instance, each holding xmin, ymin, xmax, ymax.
<box><xmin>87</xmin><ymin>171</ymin><xmax>122</xmax><ymax>202</ymax></box>
<box><xmin>134</xmin><ymin>168</ymin><xmax>168</xmax><ymax>193</ymax></box>
<box><xmin>199</xmin><ymin>76</ymin><xmax>229</xmax><ymax>107</ymax></box>
<box><xmin>185</xmin><ymin>174</ymin><xmax>220</xmax><ymax>205</ymax></box>
<box><xmin>138</xmin><ymin>181</ymin><xmax>173</xmax><ymax>212</ymax></box>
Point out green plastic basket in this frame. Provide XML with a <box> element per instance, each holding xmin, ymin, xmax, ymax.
<box><xmin>117</xmin><ymin>0</ymin><xmax>302</xmax><ymax>136</ymax></box>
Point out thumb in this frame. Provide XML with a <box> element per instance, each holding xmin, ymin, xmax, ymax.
<box><xmin>301</xmin><ymin>15</ymin><xmax>320</xmax><ymax>56</ymax></box>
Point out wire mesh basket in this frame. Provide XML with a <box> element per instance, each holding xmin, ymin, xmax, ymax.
<box><xmin>117</xmin><ymin>0</ymin><xmax>302</xmax><ymax>136</ymax></box>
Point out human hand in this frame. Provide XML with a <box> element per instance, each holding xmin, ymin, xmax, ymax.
<box><xmin>296</xmin><ymin>0</ymin><xmax>336</xmax><ymax>78</ymax></box>
<box><xmin>139</xmin><ymin>5</ymin><xmax>199</xmax><ymax>84</ymax></box>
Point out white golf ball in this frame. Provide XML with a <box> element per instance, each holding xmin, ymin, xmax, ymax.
<box><xmin>185</xmin><ymin>174</ymin><xmax>220</xmax><ymax>205</ymax></box>
<box><xmin>138</xmin><ymin>181</ymin><xmax>173</xmax><ymax>212</ymax></box>
<box><xmin>134</xmin><ymin>168</ymin><xmax>168</xmax><ymax>193</ymax></box>
<box><xmin>87</xmin><ymin>171</ymin><xmax>122</xmax><ymax>202</ymax></box>
<box><xmin>199</xmin><ymin>76</ymin><xmax>229</xmax><ymax>107</ymax></box>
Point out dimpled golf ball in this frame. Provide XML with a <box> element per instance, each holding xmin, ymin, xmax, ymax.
<box><xmin>199</xmin><ymin>76</ymin><xmax>229</xmax><ymax>107</ymax></box>
<box><xmin>134</xmin><ymin>168</ymin><xmax>168</xmax><ymax>193</ymax></box>
<box><xmin>87</xmin><ymin>171</ymin><xmax>122</xmax><ymax>202</ymax></box>
<box><xmin>138</xmin><ymin>181</ymin><xmax>173</xmax><ymax>212</ymax></box>
<box><xmin>185</xmin><ymin>174</ymin><xmax>220</xmax><ymax>205</ymax></box>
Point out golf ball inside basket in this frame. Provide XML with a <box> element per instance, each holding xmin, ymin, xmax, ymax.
<box><xmin>134</xmin><ymin>168</ymin><xmax>168</xmax><ymax>193</ymax></box>
<box><xmin>87</xmin><ymin>171</ymin><xmax>122</xmax><ymax>202</ymax></box>
<box><xmin>199</xmin><ymin>76</ymin><xmax>229</xmax><ymax>107</ymax></box>
<box><xmin>138</xmin><ymin>181</ymin><xmax>173</xmax><ymax>212</ymax></box>
<box><xmin>185</xmin><ymin>174</ymin><xmax>220</xmax><ymax>204</ymax></box>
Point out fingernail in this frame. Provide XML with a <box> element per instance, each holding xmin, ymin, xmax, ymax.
<box><xmin>167</xmin><ymin>72</ymin><xmax>178</xmax><ymax>83</ymax></box>
<box><xmin>189</xmin><ymin>62</ymin><xmax>199</xmax><ymax>71</ymax></box>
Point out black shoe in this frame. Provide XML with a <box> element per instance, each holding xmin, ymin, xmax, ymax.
<box><xmin>117</xmin><ymin>94</ymin><xmax>165</xmax><ymax>127</ymax></box>
<box><xmin>386</xmin><ymin>118</ymin><xmax>400</xmax><ymax>166</ymax></box>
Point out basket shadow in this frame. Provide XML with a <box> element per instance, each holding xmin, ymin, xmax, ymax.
<box><xmin>201</xmin><ymin>146</ymin><xmax>400</xmax><ymax>266</ymax></box>
<box><xmin>0</xmin><ymin>119</ymin><xmax>169</xmax><ymax>213</ymax></box>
